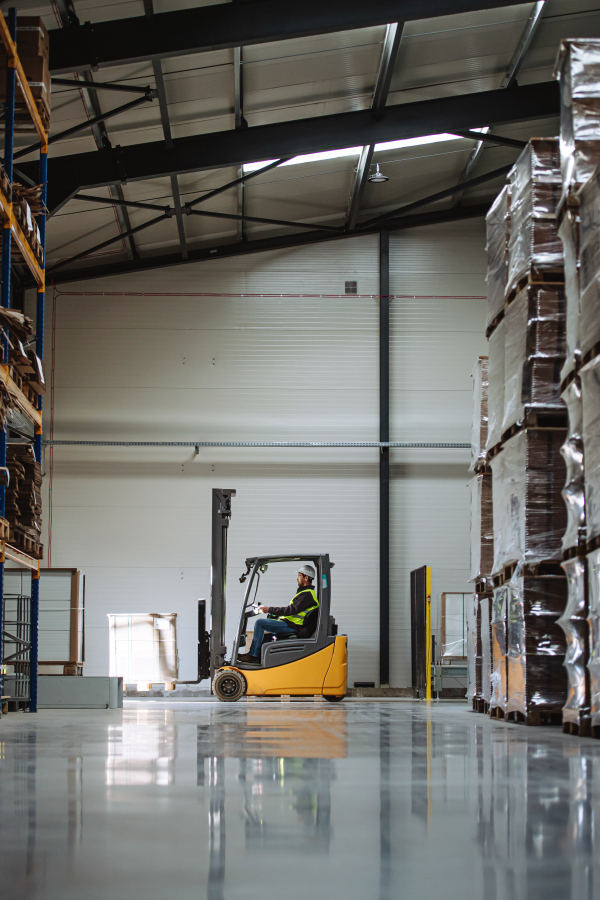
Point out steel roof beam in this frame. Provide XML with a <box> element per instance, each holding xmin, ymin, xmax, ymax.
<box><xmin>23</xmin><ymin>80</ymin><xmax>558</xmax><ymax>214</ymax></box>
<box><xmin>49</xmin><ymin>203</ymin><xmax>491</xmax><ymax>285</ymax></box>
<box><xmin>48</xmin><ymin>0</ymin><xmax>547</xmax><ymax>74</ymax></box>
<box><xmin>346</xmin><ymin>22</ymin><xmax>403</xmax><ymax>230</ymax></box>
<box><xmin>51</xmin><ymin>0</ymin><xmax>139</xmax><ymax>261</ymax></box>
<box><xmin>452</xmin><ymin>1</ymin><xmax>545</xmax><ymax>205</ymax></box>
<box><xmin>143</xmin><ymin>0</ymin><xmax>189</xmax><ymax>261</ymax></box>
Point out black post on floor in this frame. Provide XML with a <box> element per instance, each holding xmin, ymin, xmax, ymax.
<box><xmin>380</xmin><ymin>230</ymin><xmax>390</xmax><ymax>687</ymax></box>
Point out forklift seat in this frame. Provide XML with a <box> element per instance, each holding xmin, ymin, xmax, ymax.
<box><xmin>272</xmin><ymin>607</ymin><xmax>319</xmax><ymax>641</ymax></box>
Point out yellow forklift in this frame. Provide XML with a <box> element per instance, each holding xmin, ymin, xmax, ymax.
<box><xmin>197</xmin><ymin>489</ymin><xmax>347</xmax><ymax>703</ymax></box>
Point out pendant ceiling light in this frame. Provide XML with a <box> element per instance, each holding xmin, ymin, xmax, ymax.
<box><xmin>368</xmin><ymin>164</ymin><xmax>389</xmax><ymax>183</ymax></box>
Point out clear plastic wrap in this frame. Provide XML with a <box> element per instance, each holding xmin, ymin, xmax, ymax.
<box><xmin>558</xmin><ymin>556</ymin><xmax>589</xmax><ymax>726</ymax></box>
<box><xmin>480</xmin><ymin>594</ymin><xmax>493</xmax><ymax>704</ymax></box>
<box><xmin>469</xmin><ymin>473</ymin><xmax>494</xmax><ymax>580</ymax></box>
<box><xmin>490</xmin><ymin>584</ymin><xmax>508</xmax><ymax>713</ymax></box>
<box><xmin>558</xmin><ymin>210</ymin><xmax>581</xmax><ymax>381</ymax></box>
<box><xmin>555</xmin><ymin>39</ymin><xmax>600</xmax><ymax>199</ymax></box>
<box><xmin>506</xmin><ymin>140</ymin><xmax>563</xmax><ymax>295</ymax></box>
<box><xmin>466</xmin><ymin>592</ymin><xmax>477</xmax><ymax>701</ymax></box>
<box><xmin>587</xmin><ymin>546</ymin><xmax>600</xmax><ymax>726</ymax></box>
<box><xmin>470</xmin><ymin>356</ymin><xmax>489</xmax><ymax>471</ymax></box>
<box><xmin>561</xmin><ymin>376</ymin><xmax>585</xmax><ymax>551</ymax></box>
<box><xmin>581</xmin><ymin>355</ymin><xmax>600</xmax><ymax>542</ymax></box>
<box><xmin>486</xmin><ymin>318</ymin><xmax>505</xmax><ymax>451</ymax></box>
<box><xmin>506</xmin><ymin>569</ymin><xmax>568</xmax><ymax>720</ymax></box>
<box><xmin>475</xmin><ymin>594</ymin><xmax>483</xmax><ymax>701</ymax></box>
<box><xmin>502</xmin><ymin>284</ymin><xmax>566</xmax><ymax>436</ymax></box>
<box><xmin>578</xmin><ymin>167</ymin><xmax>600</xmax><ymax>359</ymax></box>
<box><xmin>491</xmin><ymin>428</ymin><xmax>567</xmax><ymax>572</ymax></box>
<box><xmin>486</xmin><ymin>185</ymin><xmax>511</xmax><ymax>329</ymax></box>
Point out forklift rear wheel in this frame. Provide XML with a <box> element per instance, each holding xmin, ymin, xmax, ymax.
<box><xmin>214</xmin><ymin>670</ymin><xmax>246</xmax><ymax>702</ymax></box>
<box><xmin>324</xmin><ymin>695</ymin><xmax>344</xmax><ymax>702</ymax></box>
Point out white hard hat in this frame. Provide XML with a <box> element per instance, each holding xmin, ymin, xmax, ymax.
<box><xmin>298</xmin><ymin>564</ymin><xmax>316</xmax><ymax>580</ymax></box>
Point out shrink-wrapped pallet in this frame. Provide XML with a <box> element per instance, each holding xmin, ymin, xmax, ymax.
<box><xmin>559</xmin><ymin>209</ymin><xmax>581</xmax><ymax>381</ymax></box>
<box><xmin>480</xmin><ymin>593</ymin><xmax>493</xmax><ymax>705</ymax></box>
<box><xmin>502</xmin><ymin>284</ymin><xmax>566</xmax><ymax>437</ymax></box>
<box><xmin>587</xmin><ymin>547</ymin><xmax>600</xmax><ymax>728</ymax></box>
<box><xmin>490</xmin><ymin>584</ymin><xmax>508</xmax><ymax>714</ymax></box>
<box><xmin>486</xmin><ymin>186</ymin><xmax>511</xmax><ymax>330</ymax></box>
<box><xmin>466</xmin><ymin>592</ymin><xmax>477</xmax><ymax>703</ymax></box>
<box><xmin>491</xmin><ymin>429</ymin><xmax>567</xmax><ymax>573</ymax></box>
<box><xmin>506</xmin><ymin>570</ymin><xmax>568</xmax><ymax>722</ymax></box>
<box><xmin>486</xmin><ymin>319</ymin><xmax>505</xmax><ymax>452</ymax></box>
<box><xmin>581</xmin><ymin>354</ymin><xmax>600</xmax><ymax>543</ymax></box>
<box><xmin>470</xmin><ymin>356</ymin><xmax>489</xmax><ymax>471</ymax></box>
<box><xmin>558</xmin><ymin>556</ymin><xmax>590</xmax><ymax>730</ymax></box>
<box><xmin>469</xmin><ymin>473</ymin><xmax>494</xmax><ymax>580</ymax></box>
<box><xmin>555</xmin><ymin>39</ymin><xmax>600</xmax><ymax>201</ymax></box>
<box><xmin>561</xmin><ymin>376</ymin><xmax>585</xmax><ymax>551</ymax></box>
<box><xmin>577</xmin><ymin>167</ymin><xmax>600</xmax><ymax>361</ymax></box>
<box><xmin>506</xmin><ymin>139</ymin><xmax>563</xmax><ymax>296</ymax></box>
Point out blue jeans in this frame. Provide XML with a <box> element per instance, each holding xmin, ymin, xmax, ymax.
<box><xmin>249</xmin><ymin>618</ymin><xmax>297</xmax><ymax>657</ymax></box>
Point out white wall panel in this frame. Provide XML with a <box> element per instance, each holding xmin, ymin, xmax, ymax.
<box><xmin>43</xmin><ymin>236</ymin><xmax>380</xmax><ymax>685</ymax></box>
<box><xmin>389</xmin><ymin>221</ymin><xmax>488</xmax><ymax>687</ymax></box>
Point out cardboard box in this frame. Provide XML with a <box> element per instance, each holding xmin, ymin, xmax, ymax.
<box><xmin>15</xmin><ymin>17</ymin><xmax>49</xmax><ymax>62</ymax></box>
<box><xmin>0</xmin><ymin>54</ymin><xmax>51</xmax><ymax>109</ymax></box>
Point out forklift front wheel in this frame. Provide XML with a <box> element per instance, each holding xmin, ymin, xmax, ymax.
<box><xmin>324</xmin><ymin>695</ymin><xmax>344</xmax><ymax>702</ymax></box>
<box><xmin>214</xmin><ymin>669</ymin><xmax>246</xmax><ymax>702</ymax></box>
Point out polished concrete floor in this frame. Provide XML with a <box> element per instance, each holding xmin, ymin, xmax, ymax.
<box><xmin>0</xmin><ymin>698</ymin><xmax>598</xmax><ymax>900</ymax></box>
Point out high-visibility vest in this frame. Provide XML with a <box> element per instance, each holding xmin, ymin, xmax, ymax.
<box><xmin>279</xmin><ymin>588</ymin><xmax>319</xmax><ymax>627</ymax></box>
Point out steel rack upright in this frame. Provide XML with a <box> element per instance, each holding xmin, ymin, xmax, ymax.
<box><xmin>0</xmin><ymin>7</ymin><xmax>48</xmax><ymax>716</ymax></box>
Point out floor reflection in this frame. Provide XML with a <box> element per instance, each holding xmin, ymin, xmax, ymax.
<box><xmin>0</xmin><ymin>703</ymin><xmax>600</xmax><ymax>899</ymax></box>
<box><xmin>199</xmin><ymin>707</ymin><xmax>347</xmax><ymax>899</ymax></box>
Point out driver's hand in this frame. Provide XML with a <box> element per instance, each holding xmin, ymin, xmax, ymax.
<box><xmin>258</xmin><ymin>605</ymin><xmax>269</xmax><ymax>613</ymax></box>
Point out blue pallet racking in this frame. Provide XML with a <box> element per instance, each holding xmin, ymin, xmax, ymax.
<box><xmin>0</xmin><ymin>6</ymin><xmax>48</xmax><ymax>716</ymax></box>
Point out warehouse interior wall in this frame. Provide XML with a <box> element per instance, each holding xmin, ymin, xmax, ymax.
<box><xmin>389</xmin><ymin>219</ymin><xmax>488</xmax><ymax>686</ymax></box>
<box><xmin>33</xmin><ymin>221</ymin><xmax>487</xmax><ymax>688</ymax></box>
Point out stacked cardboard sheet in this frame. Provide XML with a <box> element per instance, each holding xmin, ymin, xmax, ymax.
<box><xmin>507</xmin><ymin>571</ymin><xmax>568</xmax><ymax>722</ymax></box>
<box><xmin>491</xmin><ymin>428</ymin><xmax>567</xmax><ymax>573</ymax></box>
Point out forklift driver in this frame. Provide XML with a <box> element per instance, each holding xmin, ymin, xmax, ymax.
<box><xmin>238</xmin><ymin>565</ymin><xmax>319</xmax><ymax>665</ymax></box>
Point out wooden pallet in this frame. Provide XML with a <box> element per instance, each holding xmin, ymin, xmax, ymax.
<box><xmin>504</xmin><ymin>268</ymin><xmax>565</xmax><ymax>308</ymax></box>
<box><xmin>586</xmin><ymin>534</ymin><xmax>600</xmax><ymax>554</ymax></box>
<box><xmin>501</xmin><ymin>408</ymin><xmax>568</xmax><ymax>444</ymax></box>
<box><xmin>485</xmin><ymin>441</ymin><xmax>503</xmax><ymax>466</ymax></box>
<box><xmin>492</xmin><ymin>559</ymin><xmax>563</xmax><ymax>588</ymax></box>
<box><xmin>489</xmin><ymin>705</ymin><xmax>506</xmax><ymax>720</ymax></box>
<box><xmin>472</xmin><ymin>461</ymin><xmax>492</xmax><ymax>476</ymax></box>
<box><xmin>0</xmin><ymin>515</ymin><xmax>10</xmax><ymax>540</ymax></box>
<box><xmin>563</xmin><ymin>719</ymin><xmax>592</xmax><ymax>737</ymax></box>
<box><xmin>475</xmin><ymin>576</ymin><xmax>493</xmax><ymax>594</ymax></box>
<box><xmin>14</xmin><ymin>98</ymin><xmax>50</xmax><ymax>133</ymax></box>
<box><xmin>10</xmin><ymin>529</ymin><xmax>43</xmax><ymax>559</ymax></box>
<box><xmin>560</xmin><ymin>365</ymin><xmax>580</xmax><ymax>396</ymax></box>
<box><xmin>581</xmin><ymin>341</ymin><xmax>600</xmax><ymax>370</ymax></box>
<box><xmin>485</xmin><ymin>307</ymin><xmax>505</xmax><ymax>340</ymax></box>
<box><xmin>563</xmin><ymin>540</ymin><xmax>587</xmax><ymax>562</ymax></box>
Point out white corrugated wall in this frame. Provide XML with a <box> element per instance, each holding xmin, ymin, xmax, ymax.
<box><xmin>39</xmin><ymin>236</ymin><xmax>381</xmax><ymax>684</ymax></box>
<box><xmin>389</xmin><ymin>220</ymin><xmax>488</xmax><ymax>687</ymax></box>
<box><xmin>35</xmin><ymin>222</ymin><xmax>487</xmax><ymax>688</ymax></box>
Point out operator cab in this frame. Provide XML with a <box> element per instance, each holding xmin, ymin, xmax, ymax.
<box><xmin>231</xmin><ymin>554</ymin><xmax>338</xmax><ymax>669</ymax></box>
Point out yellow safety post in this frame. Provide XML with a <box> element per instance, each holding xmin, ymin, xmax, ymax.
<box><xmin>425</xmin><ymin>566</ymin><xmax>432</xmax><ymax>700</ymax></box>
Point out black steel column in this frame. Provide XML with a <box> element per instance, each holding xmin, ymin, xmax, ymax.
<box><xmin>380</xmin><ymin>230</ymin><xmax>390</xmax><ymax>686</ymax></box>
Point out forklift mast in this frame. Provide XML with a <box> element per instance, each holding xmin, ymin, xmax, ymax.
<box><xmin>209</xmin><ymin>488</ymin><xmax>236</xmax><ymax>679</ymax></box>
